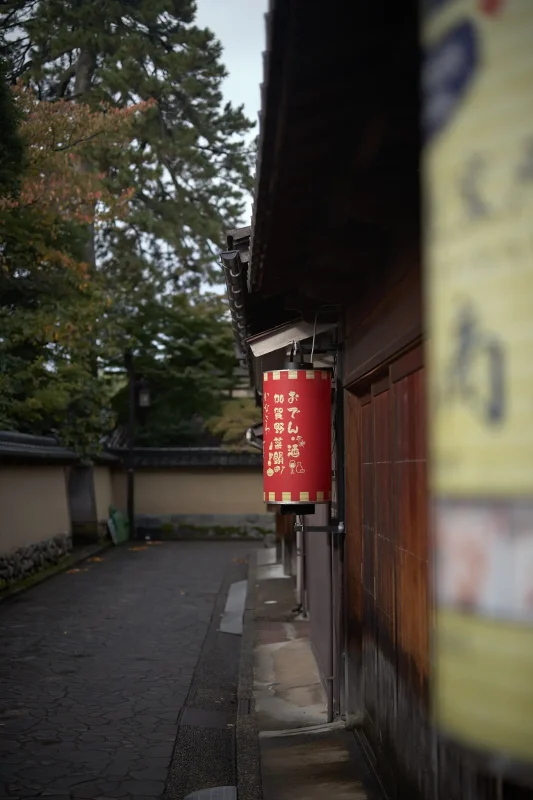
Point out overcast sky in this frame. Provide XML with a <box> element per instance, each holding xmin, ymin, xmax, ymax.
<box><xmin>196</xmin><ymin>0</ymin><xmax>267</xmax><ymax>223</ymax></box>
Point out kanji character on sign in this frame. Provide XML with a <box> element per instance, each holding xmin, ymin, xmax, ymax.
<box><xmin>274</xmin><ymin>407</ymin><xmax>284</xmax><ymax>420</ymax></box>
<box><xmin>287</xmin><ymin>444</ymin><xmax>300</xmax><ymax>458</ymax></box>
<box><xmin>274</xmin><ymin>393</ymin><xmax>285</xmax><ymax>404</ymax></box>
<box><xmin>273</xmin><ymin>451</ymin><xmax>284</xmax><ymax>466</ymax></box>
<box><xmin>274</xmin><ymin>437</ymin><xmax>283</xmax><ymax>450</ymax></box>
<box><xmin>274</xmin><ymin>422</ymin><xmax>285</xmax><ymax>434</ymax></box>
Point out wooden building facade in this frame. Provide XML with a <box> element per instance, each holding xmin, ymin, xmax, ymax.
<box><xmin>222</xmin><ymin>2</ymin><xmax>531</xmax><ymax>798</ymax></box>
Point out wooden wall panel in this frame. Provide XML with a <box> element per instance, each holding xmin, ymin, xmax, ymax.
<box><xmin>390</xmin><ymin>360</ymin><xmax>432</xmax><ymax>800</ymax></box>
<box><xmin>361</xmin><ymin>398</ymin><xmax>377</xmax><ymax>726</ymax></box>
<box><xmin>392</xmin><ymin>360</ymin><xmax>428</xmax><ymax>700</ymax></box>
<box><xmin>344</xmin><ymin>390</ymin><xmax>364</xmax><ymax>717</ymax></box>
<box><xmin>373</xmin><ymin>388</ymin><xmax>397</xmax><ymax>743</ymax></box>
<box><xmin>343</xmin><ymin>245</ymin><xmax>422</xmax><ymax>387</ymax></box>
<box><xmin>344</xmin><ymin>344</ymin><xmax>432</xmax><ymax>799</ymax></box>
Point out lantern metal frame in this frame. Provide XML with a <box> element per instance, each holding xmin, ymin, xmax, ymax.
<box><xmin>302</xmin><ymin>519</ymin><xmax>345</xmax><ymax>534</ymax></box>
<box><xmin>137</xmin><ymin>379</ymin><xmax>151</xmax><ymax>409</ymax></box>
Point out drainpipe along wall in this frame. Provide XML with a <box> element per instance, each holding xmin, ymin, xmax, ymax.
<box><xmin>296</xmin><ymin>516</ymin><xmax>304</xmax><ymax>611</ymax></box>
<box><xmin>333</xmin><ymin>346</ymin><xmax>346</xmax><ymax>718</ymax></box>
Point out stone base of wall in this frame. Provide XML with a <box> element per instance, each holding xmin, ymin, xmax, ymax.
<box><xmin>135</xmin><ymin>513</ymin><xmax>275</xmax><ymax>542</ymax></box>
<box><xmin>0</xmin><ymin>533</ymin><xmax>73</xmax><ymax>590</ymax></box>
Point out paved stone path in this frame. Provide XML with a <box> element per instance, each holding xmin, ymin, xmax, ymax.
<box><xmin>0</xmin><ymin>541</ymin><xmax>252</xmax><ymax>800</ymax></box>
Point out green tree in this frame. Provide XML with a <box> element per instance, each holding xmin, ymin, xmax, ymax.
<box><xmin>206</xmin><ymin>397</ymin><xmax>262</xmax><ymax>448</ymax></box>
<box><xmin>0</xmin><ymin>62</ymin><xmax>23</xmax><ymax>193</ymax></box>
<box><xmin>111</xmin><ymin>293</ymin><xmax>240</xmax><ymax>446</ymax></box>
<box><xmin>0</xmin><ymin>207</ymin><xmax>112</xmax><ymax>448</ymax></box>
<box><xmin>0</xmin><ymin>1</ymin><xmax>254</xmax><ymax>447</ymax></box>
<box><xmin>1</xmin><ymin>0</ymin><xmax>254</xmax><ymax>291</ymax></box>
<box><xmin>0</xmin><ymin>84</ymin><xmax>150</xmax><ymax>451</ymax></box>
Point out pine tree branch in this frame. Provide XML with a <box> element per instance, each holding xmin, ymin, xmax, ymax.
<box><xmin>197</xmin><ymin>141</ymin><xmax>234</xmax><ymax>159</ymax></box>
<box><xmin>0</xmin><ymin>6</ymin><xmax>22</xmax><ymax>29</ymax></box>
<box><xmin>129</xmin><ymin>223</ymin><xmax>148</xmax><ymax>255</ymax></box>
<box><xmin>13</xmin><ymin>42</ymin><xmax>34</xmax><ymax>76</ymax></box>
<box><xmin>159</xmin><ymin>155</ymin><xmax>195</xmax><ymax>196</ymax></box>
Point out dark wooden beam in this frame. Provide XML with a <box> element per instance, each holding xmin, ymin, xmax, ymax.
<box><xmin>329</xmin><ymin>174</ymin><xmax>419</xmax><ymax>230</ymax></box>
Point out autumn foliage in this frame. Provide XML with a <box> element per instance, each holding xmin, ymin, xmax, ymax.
<box><xmin>1</xmin><ymin>83</ymin><xmax>153</xmax><ymax>225</ymax></box>
<box><xmin>0</xmin><ymin>82</ymin><xmax>154</xmax><ymax>450</ymax></box>
<box><xmin>1</xmin><ymin>0</ymin><xmax>255</xmax><ymax>453</ymax></box>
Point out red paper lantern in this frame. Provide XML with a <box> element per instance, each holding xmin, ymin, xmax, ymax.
<box><xmin>262</xmin><ymin>368</ymin><xmax>332</xmax><ymax>505</ymax></box>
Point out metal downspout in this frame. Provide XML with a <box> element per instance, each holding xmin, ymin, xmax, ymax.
<box><xmin>327</xmin><ymin>524</ymin><xmax>335</xmax><ymax>724</ymax></box>
<box><xmin>296</xmin><ymin>518</ymin><xmax>303</xmax><ymax>609</ymax></box>
<box><xmin>334</xmin><ymin>346</ymin><xmax>346</xmax><ymax>719</ymax></box>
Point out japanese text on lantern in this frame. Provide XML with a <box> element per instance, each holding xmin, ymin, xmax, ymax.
<box><xmin>264</xmin><ymin>389</ymin><xmax>306</xmax><ymax>477</ymax></box>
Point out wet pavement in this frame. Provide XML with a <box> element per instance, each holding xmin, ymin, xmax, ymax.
<box><xmin>0</xmin><ymin>541</ymin><xmax>252</xmax><ymax>800</ymax></box>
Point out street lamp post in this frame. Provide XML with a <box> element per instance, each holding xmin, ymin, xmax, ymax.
<box><xmin>124</xmin><ymin>352</ymin><xmax>151</xmax><ymax>542</ymax></box>
<box><xmin>125</xmin><ymin>350</ymin><xmax>136</xmax><ymax>541</ymax></box>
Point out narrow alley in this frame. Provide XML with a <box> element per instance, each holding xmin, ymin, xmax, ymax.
<box><xmin>1</xmin><ymin>0</ymin><xmax>532</xmax><ymax>798</ymax></box>
<box><xmin>0</xmin><ymin>542</ymin><xmax>252</xmax><ymax>800</ymax></box>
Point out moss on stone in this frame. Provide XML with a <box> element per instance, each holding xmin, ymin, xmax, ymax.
<box><xmin>160</xmin><ymin>522</ymin><xmax>175</xmax><ymax>534</ymax></box>
<box><xmin>0</xmin><ymin>555</ymin><xmax>72</xmax><ymax>601</ymax></box>
<box><xmin>157</xmin><ymin>521</ymin><xmax>266</xmax><ymax>540</ymax></box>
<box><xmin>212</xmin><ymin>525</ymin><xmax>244</xmax><ymax>537</ymax></box>
<box><xmin>252</xmin><ymin>526</ymin><xmax>272</xmax><ymax>537</ymax></box>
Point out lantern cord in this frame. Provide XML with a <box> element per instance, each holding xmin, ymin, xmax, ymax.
<box><xmin>310</xmin><ymin>312</ymin><xmax>318</xmax><ymax>364</ymax></box>
<box><xmin>290</xmin><ymin>340</ymin><xmax>303</xmax><ymax>363</ymax></box>
<box><xmin>310</xmin><ymin>305</ymin><xmax>340</xmax><ymax>365</ymax></box>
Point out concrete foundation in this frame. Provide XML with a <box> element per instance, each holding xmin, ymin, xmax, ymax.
<box><xmin>135</xmin><ymin>513</ymin><xmax>275</xmax><ymax>541</ymax></box>
<box><xmin>237</xmin><ymin>547</ymin><xmax>383</xmax><ymax>800</ymax></box>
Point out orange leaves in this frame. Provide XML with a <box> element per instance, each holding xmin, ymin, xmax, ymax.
<box><xmin>2</xmin><ymin>83</ymin><xmax>153</xmax><ymax>227</ymax></box>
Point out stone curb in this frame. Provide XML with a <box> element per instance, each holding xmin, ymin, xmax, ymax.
<box><xmin>236</xmin><ymin>550</ymin><xmax>263</xmax><ymax>800</ymax></box>
<box><xmin>0</xmin><ymin>540</ymin><xmax>113</xmax><ymax>603</ymax></box>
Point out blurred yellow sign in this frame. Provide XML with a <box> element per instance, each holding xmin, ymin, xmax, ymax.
<box><xmin>425</xmin><ymin>0</ymin><xmax>533</xmax><ymax>498</ymax></box>
<box><xmin>435</xmin><ymin>608</ymin><xmax>533</xmax><ymax>762</ymax></box>
<box><xmin>424</xmin><ymin>0</ymin><xmax>533</xmax><ymax>764</ymax></box>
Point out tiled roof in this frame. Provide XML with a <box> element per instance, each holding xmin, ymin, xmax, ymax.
<box><xmin>246</xmin><ymin>423</ymin><xmax>263</xmax><ymax>452</ymax></box>
<box><xmin>0</xmin><ymin>431</ymin><xmax>79</xmax><ymax>464</ymax></box>
<box><xmin>220</xmin><ymin>227</ymin><xmax>253</xmax><ymax>374</ymax></box>
<box><xmin>249</xmin><ymin>0</ymin><xmax>288</xmax><ymax>293</ymax></box>
<box><xmin>108</xmin><ymin>447</ymin><xmax>262</xmax><ymax>469</ymax></box>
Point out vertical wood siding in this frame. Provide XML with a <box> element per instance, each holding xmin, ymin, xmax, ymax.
<box><xmin>345</xmin><ymin>346</ymin><xmax>433</xmax><ymax>799</ymax></box>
